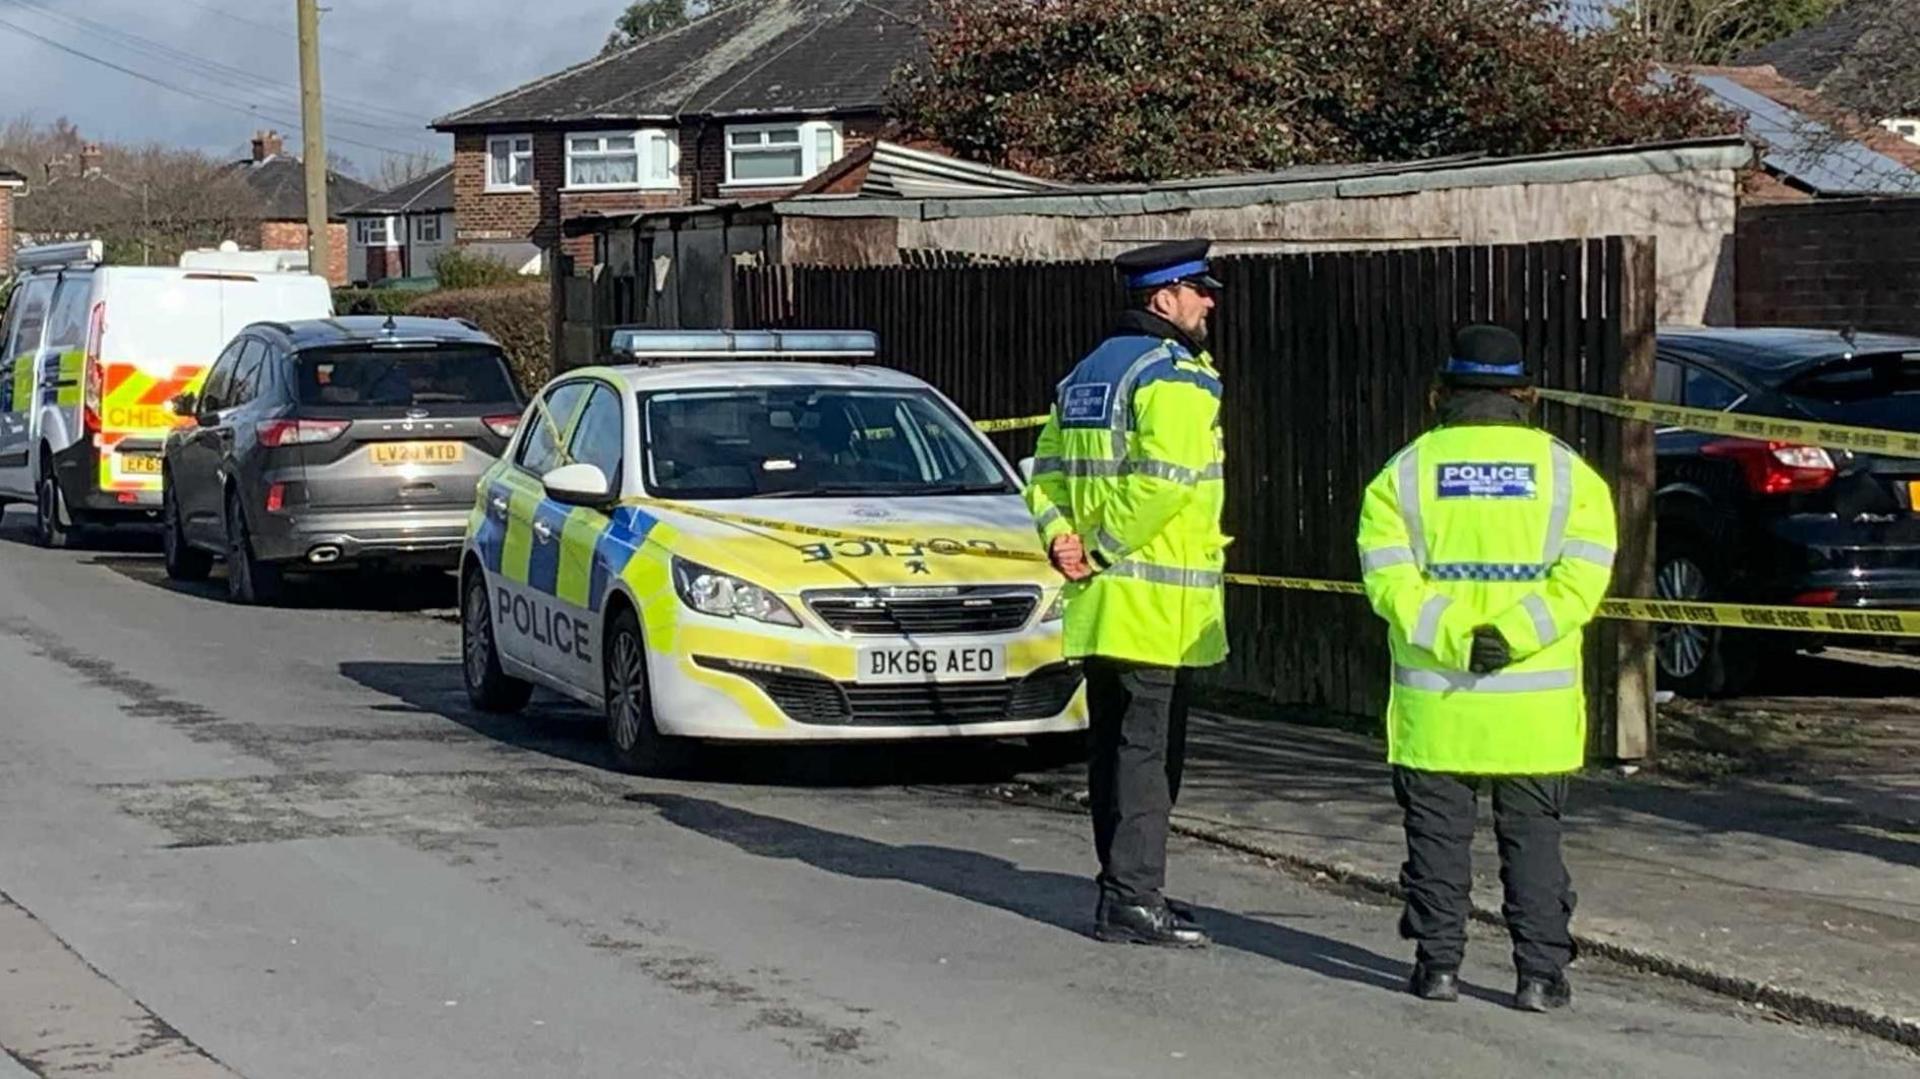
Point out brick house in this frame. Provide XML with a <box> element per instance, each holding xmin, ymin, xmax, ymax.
<box><xmin>341</xmin><ymin>164</ymin><xmax>456</xmax><ymax>285</ymax></box>
<box><xmin>227</xmin><ymin>130</ymin><xmax>381</xmax><ymax>285</ymax></box>
<box><xmin>0</xmin><ymin>167</ymin><xmax>24</xmax><ymax>276</ymax></box>
<box><xmin>431</xmin><ymin>0</ymin><xmax>929</xmax><ymax>276</ymax></box>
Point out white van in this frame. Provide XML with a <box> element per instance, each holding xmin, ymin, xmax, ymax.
<box><xmin>0</xmin><ymin>240</ymin><xmax>333</xmax><ymax>546</ymax></box>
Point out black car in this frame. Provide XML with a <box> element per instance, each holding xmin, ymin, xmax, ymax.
<box><xmin>1653</xmin><ymin>327</ymin><xmax>1920</xmax><ymax>694</ymax></box>
<box><xmin>161</xmin><ymin>316</ymin><xmax>524</xmax><ymax>604</ymax></box>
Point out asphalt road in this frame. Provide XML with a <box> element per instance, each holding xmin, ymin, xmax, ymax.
<box><xmin>0</xmin><ymin>508</ymin><xmax>1912</xmax><ymax>1079</ymax></box>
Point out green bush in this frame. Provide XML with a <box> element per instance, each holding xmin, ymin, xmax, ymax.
<box><xmin>430</xmin><ymin>248</ymin><xmax>528</xmax><ymax>290</ymax></box>
<box><xmin>332</xmin><ymin>287</ymin><xmax>421</xmax><ymax>317</ymax></box>
<box><xmin>405</xmin><ymin>284</ymin><xmax>550</xmax><ymax>396</ymax></box>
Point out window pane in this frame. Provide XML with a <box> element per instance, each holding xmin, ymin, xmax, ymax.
<box><xmin>520</xmin><ymin>382</ymin><xmax>591</xmax><ymax>475</ymax></box>
<box><xmin>298</xmin><ymin>346</ymin><xmax>518</xmax><ymax>410</ymax></box>
<box><xmin>1654</xmin><ymin>359</ymin><xmax>1682</xmax><ymax>404</ymax></box>
<box><xmin>606</xmin><ymin>136</ymin><xmax>635</xmax><ymax>151</ymax></box>
<box><xmin>572</xmin><ymin>154</ymin><xmax>638</xmax><ymax>186</ymax></box>
<box><xmin>729</xmin><ymin>130</ymin><xmax>762</xmax><ymax>147</ymax></box>
<box><xmin>766</xmin><ymin>127</ymin><xmax>800</xmax><ymax>145</ymax></box>
<box><xmin>567</xmin><ymin>387</ymin><xmax>625</xmax><ymax>479</ymax></box>
<box><xmin>647</xmin><ymin>137</ymin><xmax>672</xmax><ymax>181</ymax></box>
<box><xmin>732</xmin><ymin>148</ymin><xmax>803</xmax><ymax>181</ymax></box>
<box><xmin>514</xmin><ymin>137</ymin><xmax>531</xmax><ymax>152</ymax></box>
<box><xmin>511</xmin><ymin>153</ymin><xmax>532</xmax><ymax>187</ymax></box>
<box><xmin>814</xmin><ymin>128</ymin><xmax>836</xmax><ymax>167</ymax></box>
<box><xmin>571</xmin><ymin>137</ymin><xmax>600</xmax><ymax>153</ymax></box>
<box><xmin>490</xmin><ymin>145</ymin><xmax>510</xmax><ymax>185</ymax></box>
<box><xmin>1684</xmin><ymin>366</ymin><xmax>1744</xmax><ymax>411</ymax></box>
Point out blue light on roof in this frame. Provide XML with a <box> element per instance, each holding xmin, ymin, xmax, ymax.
<box><xmin>609</xmin><ymin>328</ymin><xmax>879</xmax><ymax>358</ymax></box>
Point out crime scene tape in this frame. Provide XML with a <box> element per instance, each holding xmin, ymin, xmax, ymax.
<box><xmin>972</xmin><ymin>415</ymin><xmax>1051</xmax><ymax>434</ymax></box>
<box><xmin>1540</xmin><ymin>388</ymin><xmax>1920</xmax><ymax>459</ymax></box>
<box><xmin>623</xmin><ymin>498</ymin><xmax>1920</xmax><ymax>637</ymax></box>
<box><xmin>974</xmin><ymin>391</ymin><xmax>1920</xmax><ymax>458</ymax></box>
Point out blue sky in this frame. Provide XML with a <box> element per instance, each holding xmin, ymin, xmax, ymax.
<box><xmin>0</xmin><ymin>0</ymin><xmax>630</xmax><ymax>175</ymax></box>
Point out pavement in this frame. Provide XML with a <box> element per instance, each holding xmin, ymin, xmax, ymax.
<box><xmin>0</xmin><ymin>506</ymin><xmax>1915</xmax><ymax>1077</ymax></box>
<box><xmin>1011</xmin><ymin>673</ymin><xmax>1920</xmax><ymax>1047</ymax></box>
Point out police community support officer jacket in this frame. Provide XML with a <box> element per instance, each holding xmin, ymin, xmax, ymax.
<box><xmin>1025</xmin><ymin>311</ymin><xmax>1229</xmax><ymax>669</ymax></box>
<box><xmin>1356</xmin><ymin>421</ymin><xmax>1617</xmax><ymax>774</ymax></box>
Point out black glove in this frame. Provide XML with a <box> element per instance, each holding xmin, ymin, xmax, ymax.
<box><xmin>1469</xmin><ymin>626</ymin><xmax>1512</xmax><ymax>675</ymax></box>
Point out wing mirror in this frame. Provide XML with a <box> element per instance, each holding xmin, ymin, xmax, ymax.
<box><xmin>171</xmin><ymin>391</ymin><xmax>198</xmax><ymax>419</ymax></box>
<box><xmin>543</xmin><ymin>462</ymin><xmax>615</xmax><ymax>508</ymax></box>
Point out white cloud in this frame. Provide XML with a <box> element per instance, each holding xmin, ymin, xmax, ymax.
<box><xmin>0</xmin><ymin>0</ymin><xmax>623</xmax><ymax>174</ymax></box>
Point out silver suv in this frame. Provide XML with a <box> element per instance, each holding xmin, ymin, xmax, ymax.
<box><xmin>160</xmin><ymin>315</ymin><xmax>524</xmax><ymax>604</ymax></box>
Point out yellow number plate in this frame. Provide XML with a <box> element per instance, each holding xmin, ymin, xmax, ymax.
<box><xmin>120</xmin><ymin>453</ymin><xmax>163</xmax><ymax>476</ymax></box>
<box><xmin>371</xmin><ymin>441</ymin><xmax>463</xmax><ymax>467</ymax></box>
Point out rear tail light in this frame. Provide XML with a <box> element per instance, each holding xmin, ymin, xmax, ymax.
<box><xmin>257</xmin><ymin>418</ymin><xmax>349</xmax><ymax>447</ymax></box>
<box><xmin>483</xmin><ymin>414</ymin><xmax>522</xmax><ymax>438</ymax></box>
<box><xmin>265</xmin><ymin>483</ymin><xmax>286</xmax><ymax>513</ymax></box>
<box><xmin>1792</xmin><ymin>589</ymin><xmax>1838</xmax><ymax>606</ymax></box>
<box><xmin>1702</xmin><ymin>438</ymin><xmax>1836</xmax><ymax>495</ymax></box>
<box><xmin>82</xmin><ymin>301</ymin><xmax>105</xmax><ymax>434</ymax></box>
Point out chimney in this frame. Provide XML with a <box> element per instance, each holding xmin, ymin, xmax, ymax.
<box><xmin>251</xmin><ymin>129</ymin><xmax>284</xmax><ymax>163</ymax></box>
<box><xmin>79</xmin><ymin>142</ymin><xmax>103</xmax><ymax>178</ymax></box>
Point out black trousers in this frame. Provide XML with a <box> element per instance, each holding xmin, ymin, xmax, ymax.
<box><xmin>1085</xmin><ymin>658</ymin><xmax>1191</xmax><ymax>907</ymax></box>
<box><xmin>1393</xmin><ymin>767</ymin><xmax>1577</xmax><ymax>979</ymax></box>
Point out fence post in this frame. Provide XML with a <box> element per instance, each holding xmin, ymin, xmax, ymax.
<box><xmin>1612</xmin><ymin>237</ymin><xmax>1659</xmax><ymax>761</ymax></box>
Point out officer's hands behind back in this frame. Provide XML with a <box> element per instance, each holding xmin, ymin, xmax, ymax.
<box><xmin>1050</xmin><ymin>534</ymin><xmax>1093</xmax><ymax>581</ymax></box>
<box><xmin>1469</xmin><ymin>626</ymin><xmax>1512</xmax><ymax>675</ymax></box>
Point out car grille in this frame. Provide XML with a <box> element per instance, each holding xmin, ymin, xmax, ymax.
<box><xmin>804</xmin><ymin>586</ymin><xmax>1040</xmax><ymax>636</ymax></box>
<box><xmin>696</xmin><ymin>658</ymin><xmax>1083</xmax><ymax>727</ymax></box>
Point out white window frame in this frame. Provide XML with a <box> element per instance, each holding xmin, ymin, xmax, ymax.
<box><xmin>415</xmin><ymin>214</ymin><xmax>443</xmax><ymax>244</ymax></box>
<box><xmin>723</xmin><ymin>120</ymin><xmax>842</xmax><ymax>188</ymax></box>
<box><xmin>486</xmin><ymin>134</ymin><xmax>534</xmax><ymax>193</ymax></box>
<box><xmin>354</xmin><ymin>217</ymin><xmax>392</xmax><ymax>246</ymax></box>
<box><xmin>563</xmin><ymin>129</ymin><xmax>678</xmax><ymax>191</ymax></box>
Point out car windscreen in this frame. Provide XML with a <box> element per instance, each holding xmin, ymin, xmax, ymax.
<box><xmin>296</xmin><ymin>346</ymin><xmax>520</xmax><ymax>410</ymax></box>
<box><xmin>1784</xmin><ymin>351</ymin><xmax>1920</xmax><ymax>432</ymax></box>
<box><xmin>643</xmin><ymin>387</ymin><xmax>1015</xmax><ymax>499</ymax></box>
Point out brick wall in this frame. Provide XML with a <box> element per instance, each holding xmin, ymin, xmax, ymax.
<box><xmin>447</xmin><ymin>114</ymin><xmax>891</xmax><ymax>275</ymax></box>
<box><xmin>1736</xmin><ymin>199</ymin><xmax>1920</xmax><ymax>333</ymax></box>
<box><xmin>257</xmin><ymin>219</ymin><xmax>351</xmax><ymax>285</ymax></box>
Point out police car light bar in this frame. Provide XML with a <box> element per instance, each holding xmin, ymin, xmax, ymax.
<box><xmin>609</xmin><ymin>328</ymin><xmax>878</xmax><ymax>364</ymax></box>
<box><xmin>16</xmin><ymin>240</ymin><xmax>104</xmax><ymax>272</ymax></box>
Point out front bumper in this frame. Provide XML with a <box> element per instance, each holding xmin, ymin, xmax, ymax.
<box><xmin>251</xmin><ymin>506</ymin><xmax>471</xmax><ymax>567</ymax></box>
<box><xmin>646</xmin><ymin>620</ymin><xmax>1087</xmax><ymax>742</ymax></box>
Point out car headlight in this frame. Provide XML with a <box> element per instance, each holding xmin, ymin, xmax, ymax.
<box><xmin>671</xmin><ymin>557</ymin><xmax>801</xmax><ymax>627</ymax></box>
<box><xmin>1042</xmin><ymin>593</ymin><xmax>1065</xmax><ymax>622</ymax></box>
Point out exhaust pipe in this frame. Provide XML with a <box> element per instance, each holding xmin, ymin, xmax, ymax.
<box><xmin>308</xmin><ymin>546</ymin><xmax>342</xmax><ymax>565</ymax></box>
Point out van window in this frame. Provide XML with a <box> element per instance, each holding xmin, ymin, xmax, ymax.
<box><xmin>4</xmin><ymin>278</ymin><xmax>54</xmax><ymax>363</ymax></box>
<box><xmin>296</xmin><ymin>345</ymin><xmax>519</xmax><ymax>410</ymax></box>
<box><xmin>46</xmin><ymin>275</ymin><xmax>91</xmax><ymax>353</ymax></box>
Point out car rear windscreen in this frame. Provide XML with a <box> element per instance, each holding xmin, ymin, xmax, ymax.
<box><xmin>1787</xmin><ymin>351</ymin><xmax>1920</xmax><ymax>432</ymax></box>
<box><xmin>297</xmin><ymin>346</ymin><xmax>519</xmax><ymax>409</ymax></box>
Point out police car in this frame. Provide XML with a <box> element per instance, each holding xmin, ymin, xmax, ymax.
<box><xmin>459</xmin><ymin>329</ymin><xmax>1087</xmax><ymax>773</ymax></box>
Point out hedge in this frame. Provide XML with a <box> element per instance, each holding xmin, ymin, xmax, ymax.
<box><xmin>404</xmin><ymin>284</ymin><xmax>550</xmax><ymax>396</ymax></box>
<box><xmin>430</xmin><ymin>248</ymin><xmax>529</xmax><ymax>290</ymax></box>
<box><xmin>333</xmin><ymin>288</ymin><xmax>420</xmax><ymax>317</ymax></box>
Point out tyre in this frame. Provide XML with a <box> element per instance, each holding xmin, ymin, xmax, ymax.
<box><xmin>1654</xmin><ymin>528</ymin><xmax>1754</xmax><ymax>698</ymax></box>
<box><xmin>223</xmin><ymin>488</ymin><xmax>283</xmax><ymax>605</ymax></box>
<box><xmin>603</xmin><ymin>606</ymin><xmax>687</xmax><ymax>775</ymax></box>
<box><xmin>161</xmin><ymin>475</ymin><xmax>212</xmax><ymax>581</ymax></box>
<box><xmin>1026</xmin><ymin>730</ymin><xmax>1090</xmax><ymax>769</ymax></box>
<box><xmin>461</xmin><ymin>568</ymin><xmax>532</xmax><ymax>714</ymax></box>
<box><xmin>33</xmin><ymin>457</ymin><xmax>71</xmax><ymax>550</ymax></box>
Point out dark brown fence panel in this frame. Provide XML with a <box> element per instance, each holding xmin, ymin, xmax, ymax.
<box><xmin>733</xmin><ymin>240</ymin><xmax>1656</xmax><ymax>758</ymax></box>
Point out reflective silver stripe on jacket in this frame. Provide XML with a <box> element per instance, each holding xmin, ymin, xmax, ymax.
<box><xmin>1029</xmin><ymin>456</ymin><xmax>1212</xmax><ymax>484</ymax></box>
<box><xmin>1411</xmin><ymin>595</ymin><xmax>1450</xmax><ymax>652</ymax></box>
<box><xmin>1395</xmin><ymin>448</ymin><xmax>1427</xmax><ymax>568</ymax></box>
<box><xmin>1560</xmin><ymin>539</ymin><xmax>1615</xmax><ymax>569</ymax></box>
<box><xmin>1521</xmin><ymin>593</ymin><xmax>1557</xmax><ymax>647</ymax></box>
<box><xmin>1034</xmin><ymin>506</ymin><xmax>1064</xmax><ymax>531</ymax></box>
<box><xmin>1543</xmin><ymin>441</ymin><xmax>1573</xmax><ymax>562</ymax></box>
<box><xmin>1092</xmin><ymin>527</ymin><xmax>1127</xmax><ymax>562</ymax></box>
<box><xmin>1360</xmin><ymin>546</ymin><xmax>1417</xmax><ymax>573</ymax></box>
<box><xmin>1101</xmin><ymin>562</ymin><xmax>1224</xmax><ymax>589</ymax></box>
<box><xmin>1394</xmin><ymin>666</ymin><xmax>1578</xmax><ymax>694</ymax></box>
<box><xmin>1109</xmin><ymin>346</ymin><xmax>1173</xmax><ymax>459</ymax></box>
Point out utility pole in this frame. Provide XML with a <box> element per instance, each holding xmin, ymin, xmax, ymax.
<box><xmin>297</xmin><ymin>0</ymin><xmax>329</xmax><ymax>280</ymax></box>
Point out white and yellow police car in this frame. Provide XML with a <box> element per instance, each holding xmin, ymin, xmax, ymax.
<box><xmin>459</xmin><ymin>329</ymin><xmax>1086</xmax><ymax>773</ymax></box>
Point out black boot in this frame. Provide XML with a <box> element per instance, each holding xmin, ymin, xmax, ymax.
<box><xmin>1407</xmin><ymin>962</ymin><xmax>1460</xmax><ymax>1002</ymax></box>
<box><xmin>1094</xmin><ymin>899</ymin><xmax>1209</xmax><ymax>948</ymax></box>
<box><xmin>1513</xmin><ymin>973</ymin><xmax>1572</xmax><ymax>1012</ymax></box>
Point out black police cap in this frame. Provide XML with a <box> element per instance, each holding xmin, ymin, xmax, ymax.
<box><xmin>1115</xmin><ymin>239</ymin><xmax>1223</xmax><ymax>292</ymax></box>
<box><xmin>1441</xmin><ymin>325</ymin><xmax>1531</xmax><ymax>389</ymax></box>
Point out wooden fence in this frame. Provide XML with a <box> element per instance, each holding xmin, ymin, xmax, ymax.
<box><xmin>734</xmin><ymin>239</ymin><xmax>1658</xmax><ymax>759</ymax></box>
